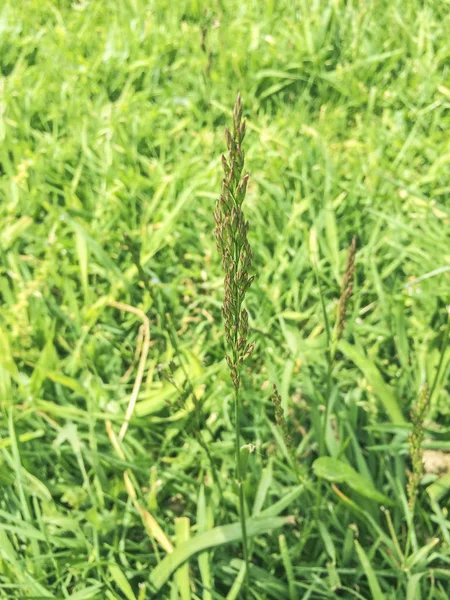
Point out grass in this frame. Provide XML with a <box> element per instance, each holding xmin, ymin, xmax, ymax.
<box><xmin>1</xmin><ymin>0</ymin><xmax>450</xmax><ymax>598</ymax></box>
<box><xmin>214</xmin><ymin>93</ymin><xmax>254</xmax><ymax>592</ymax></box>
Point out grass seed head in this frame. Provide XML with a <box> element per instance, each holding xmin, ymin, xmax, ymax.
<box><xmin>271</xmin><ymin>384</ymin><xmax>292</xmax><ymax>449</ymax></box>
<box><xmin>214</xmin><ymin>94</ymin><xmax>254</xmax><ymax>388</ymax></box>
<box><xmin>337</xmin><ymin>236</ymin><xmax>357</xmax><ymax>340</ymax></box>
<box><xmin>407</xmin><ymin>383</ymin><xmax>431</xmax><ymax>509</ymax></box>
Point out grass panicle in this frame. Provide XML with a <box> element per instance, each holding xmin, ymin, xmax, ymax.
<box><xmin>214</xmin><ymin>93</ymin><xmax>254</xmax><ymax>590</ymax></box>
<box><xmin>271</xmin><ymin>384</ymin><xmax>292</xmax><ymax>450</ymax></box>
<box><xmin>2</xmin><ymin>2</ymin><xmax>450</xmax><ymax>598</ymax></box>
<box><xmin>407</xmin><ymin>383</ymin><xmax>431</xmax><ymax>510</ymax></box>
<box><xmin>336</xmin><ymin>235</ymin><xmax>357</xmax><ymax>343</ymax></box>
<box><xmin>322</xmin><ymin>236</ymin><xmax>357</xmax><ymax>454</ymax></box>
<box><xmin>214</xmin><ymin>93</ymin><xmax>255</xmax><ymax>388</ymax></box>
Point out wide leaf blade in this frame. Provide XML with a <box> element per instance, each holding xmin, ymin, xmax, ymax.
<box><xmin>313</xmin><ymin>457</ymin><xmax>393</xmax><ymax>505</ymax></box>
<box><xmin>149</xmin><ymin>516</ymin><xmax>291</xmax><ymax>592</ymax></box>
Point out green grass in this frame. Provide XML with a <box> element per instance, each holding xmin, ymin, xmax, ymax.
<box><xmin>1</xmin><ymin>0</ymin><xmax>450</xmax><ymax>598</ymax></box>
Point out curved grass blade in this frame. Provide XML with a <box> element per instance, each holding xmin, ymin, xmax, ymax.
<box><xmin>108</xmin><ymin>563</ymin><xmax>137</xmax><ymax>600</ymax></box>
<box><xmin>149</xmin><ymin>516</ymin><xmax>291</xmax><ymax>593</ymax></box>
<box><xmin>313</xmin><ymin>457</ymin><xmax>394</xmax><ymax>506</ymax></box>
<box><xmin>339</xmin><ymin>340</ymin><xmax>405</xmax><ymax>424</ymax></box>
<box><xmin>354</xmin><ymin>540</ymin><xmax>385</xmax><ymax>600</ymax></box>
<box><xmin>260</xmin><ymin>485</ymin><xmax>304</xmax><ymax>517</ymax></box>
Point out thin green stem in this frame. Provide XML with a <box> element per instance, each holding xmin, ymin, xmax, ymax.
<box><xmin>214</xmin><ymin>94</ymin><xmax>253</xmax><ymax>596</ymax></box>
<box><xmin>232</xmin><ymin>261</ymin><xmax>250</xmax><ymax>593</ymax></box>
<box><xmin>234</xmin><ymin>384</ymin><xmax>250</xmax><ymax>594</ymax></box>
<box><xmin>320</xmin><ymin>360</ymin><xmax>334</xmax><ymax>456</ymax></box>
<box><xmin>315</xmin><ymin>269</ymin><xmax>333</xmax><ymax>456</ymax></box>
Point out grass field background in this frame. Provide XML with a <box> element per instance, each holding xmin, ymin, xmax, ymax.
<box><xmin>1</xmin><ymin>0</ymin><xmax>450</xmax><ymax>598</ymax></box>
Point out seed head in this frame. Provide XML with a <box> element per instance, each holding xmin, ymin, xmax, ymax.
<box><xmin>337</xmin><ymin>236</ymin><xmax>357</xmax><ymax>340</ymax></box>
<box><xmin>214</xmin><ymin>94</ymin><xmax>255</xmax><ymax>388</ymax></box>
<box><xmin>271</xmin><ymin>384</ymin><xmax>292</xmax><ymax>449</ymax></box>
<box><xmin>407</xmin><ymin>383</ymin><xmax>430</xmax><ymax>509</ymax></box>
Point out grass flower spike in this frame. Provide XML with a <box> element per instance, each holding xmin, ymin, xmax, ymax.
<box><xmin>214</xmin><ymin>94</ymin><xmax>255</xmax><ymax>387</ymax></box>
<box><xmin>408</xmin><ymin>383</ymin><xmax>431</xmax><ymax>510</ymax></box>
<box><xmin>271</xmin><ymin>384</ymin><xmax>292</xmax><ymax>450</ymax></box>
<box><xmin>214</xmin><ymin>93</ymin><xmax>254</xmax><ymax>591</ymax></box>
<box><xmin>336</xmin><ymin>235</ymin><xmax>357</xmax><ymax>341</ymax></box>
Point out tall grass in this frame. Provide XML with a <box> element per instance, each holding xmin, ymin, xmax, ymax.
<box><xmin>214</xmin><ymin>93</ymin><xmax>254</xmax><ymax>591</ymax></box>
<box><xmin>1</xmin><ymin>1</ymin><xmax>450</xmax><ymax>599</ymax></box>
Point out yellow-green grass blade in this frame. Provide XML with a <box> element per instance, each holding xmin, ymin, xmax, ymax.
<box><xmin>149</xmin><ymin>516</ymin><xmax>291</xmax><ymax>593</ymax></box>
<box><xmin>339</xmin><ymin>340</ymin><xmax>405</xmax><ymax>423</ymax></box>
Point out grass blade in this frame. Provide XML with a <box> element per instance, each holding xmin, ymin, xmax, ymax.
<box><xmin>313</xmin><ymin>457</ymin><xmax>393</xmax><ymax>505</ymax></box>
<box><xmin>108</xmin><ymin>563</ymin><xmax>137</xmax><ymax>600</ymax></box>
<box><xmin>354</xmin><ymin>540</ymin><xmax>385</xmax><ymax>600</ymax></box>
<box><xmin>149</xmin><ymin>516</ymin><xmax>291</xmax><ymax>592</ymax></box>
<box><xmin>175</xmin><ymin>517</ymin><xmax>191</xmax><ymax>600</ymax></box>
<box><xmin>279</xmin><ymin>534</ymin><xmax>297</xmax><ymax>600</ymax></box>
<box><xmin>339</xmin><ymin>340</ymin><xmax>405</xmax><ymax>423</ymax></box>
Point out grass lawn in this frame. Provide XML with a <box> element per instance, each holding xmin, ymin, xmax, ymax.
<box><xmin>1</xmin><ymin>0</ymin><xmax>450</xmax><ymax>598</ymax></box>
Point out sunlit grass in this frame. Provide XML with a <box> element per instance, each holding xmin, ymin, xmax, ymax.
<box><xmin>1</xmin><ymin>0</ymin><xmax>449</xmax><ymax>598</ymax></box>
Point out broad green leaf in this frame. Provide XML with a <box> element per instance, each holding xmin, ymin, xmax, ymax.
<box><xmin>175</xmin><ymin>518</ymin><xmax>191</xmax><ymax>600</ymax></box>
<box><xmin>149</xmin><ymin>516</ymin><xmax>291</xmax><ymax>592</ymax></box>
<box><xmin>313</xmin><ymin>457</ymin><xmax>393</xmax><ymax>505</ymax></box>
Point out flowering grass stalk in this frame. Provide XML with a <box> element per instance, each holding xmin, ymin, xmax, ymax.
<box><xmin>214</xmin><ymin>93</ymin><xmax>254</xmax><ymax>589</ymax></box>
<box><xmin>335</xmin><ymin>235</ymin><xmax>357</xmax><ymax>345</ymax></box>
<box><xmin>407</xmin><ymin>383</ymin><xmax>430</xmax><ymax>510</ymax></box>
<box><xmin>320</xmin><ymin>236</ymin><xmax>357</xmax><ymax>454</ymax></box>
